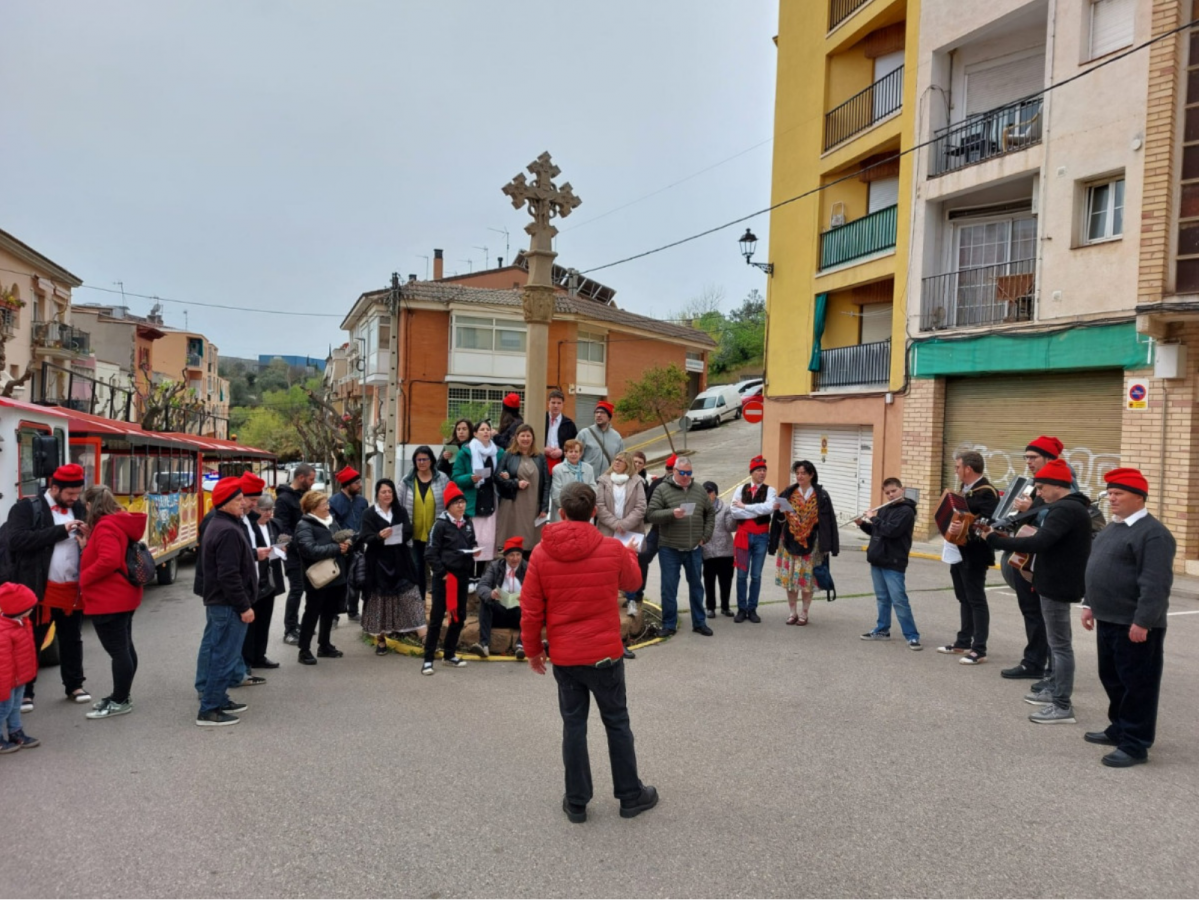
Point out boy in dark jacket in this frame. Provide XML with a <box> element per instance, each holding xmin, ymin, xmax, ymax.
<box><xmin>983</xmin><ymin>459</ymin><xmax>1093</xmax><ymax>725</ymax></box>
<box><xmin>857</xmin><ymin>478</ymin><xmax>921</xmax><ymax>649</ymax></box>
<box><xmin>422</xmin><ymin>482</ymin><xmax>479</xmax><ymax>676</ymax></box>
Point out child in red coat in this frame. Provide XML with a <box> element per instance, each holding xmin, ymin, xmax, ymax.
<box><xmin>0</xmin><ymin>582</ymin><xmax>41</xmax><ymax>753</ymax></box>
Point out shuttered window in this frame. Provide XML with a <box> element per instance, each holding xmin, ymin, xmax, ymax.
<box><xmin>965</xmin><ymin>52</ymin><xmax>1046</xmax><ymax>116</ymax></box>
<box><xmin>791</xmin><ymin>425</ymin><xmax>874</xmax><ymax>522</ymax></box>
<box><xmin>868</xmin><ymin>177</ymin><xmax>900</xmax><ymax>214</ymax></box>
<box><xmin>940</xmin><ymin>371</ymin><xmax>1123</xmax><ymax>499</ymax></box>
<box><xmin>1089</xmin><ymin>0</ymin><xmax>1134</xmax><ymax>60</ymax></box>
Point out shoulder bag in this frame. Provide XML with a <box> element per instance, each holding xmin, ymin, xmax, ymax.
<box><xmin>306</xmin><ymin>557</ymin><xmax>341</xmax><ymax>590</ymax></box>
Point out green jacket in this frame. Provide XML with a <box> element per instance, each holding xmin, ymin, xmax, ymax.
<box><xmin>451</xmin><ymin>443</ymin><xmax>505</xmax><ymax>517</ymax></box>
<box><xmin>645</xmin><ymin>477</ymin><xmax>714</xmax><ymax>551</ymax></box>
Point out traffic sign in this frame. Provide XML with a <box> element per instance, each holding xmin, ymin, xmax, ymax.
<box><xmin>742</xmin><ymin>401</ymin><xmax>764</xmax><ymax>424</ymax></box>
<box><xmin>1126</xmin><ymin>379</ymin><xmax>1149</xmax><ymax>411</ymax></box>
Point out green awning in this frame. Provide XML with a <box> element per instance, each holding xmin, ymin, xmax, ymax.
<box><xmin>911</xmin><ymin>322</ymin><xmax>1152</xmax><ymax>378</ymax></box>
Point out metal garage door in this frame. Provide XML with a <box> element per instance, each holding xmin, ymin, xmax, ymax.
<box><xmin>575</xmin><ymin>393</ymin><xmax>602</xmax><ymax>425</ymax></box>
<box><xmin>941</xmin><ymin>371</ymin><xmax>1122</xmax><ymax>497</ymax></box>
<box><xmin>791</xmin><ymin>425</ymin><xmax>874</xmax><ymax>522</ymax></box>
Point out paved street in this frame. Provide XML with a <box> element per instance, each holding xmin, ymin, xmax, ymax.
<box><xmin>6</xmin><ymin>418</ymin><xmax>1199</xmax><ymax>898</ymax></box>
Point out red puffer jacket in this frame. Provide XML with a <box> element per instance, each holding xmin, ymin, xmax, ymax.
<box><xmin>0</xmin><ymin>610</ymin><xmax>37</xmax><ymax>692</ymax></box>
<box><xmin>80</xmin><ymin>512</ymin><xmax>150</xmax><ymax>616</ymax></box>
<box><xmin>520</xmin><ymin>521</ymin><xmax>642</xmax><ymax>667</ymax></box>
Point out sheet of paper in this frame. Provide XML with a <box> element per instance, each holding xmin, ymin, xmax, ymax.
<box><xmin>270</xmin><ymin>545</ymin><xmax>287</xmax><ymax>561</ymax></box>
<box><xmin>459</xmin><ymin>547</ymin><xmax>483</xmax><ymax>554</ymax></box>
<box><xmin>940</xmin><ymin>541</ymin><xmax>962</xmax><ymax>565</ymax></box>
<box><xmin>679</xmin><ymin>502</ymin><xmax>696</xmax><ymax>515</ymax></box>
<box><xmin>383</xmin><ymin>530</ymin><xmax>405</xmax><ymax>546</ymax></box>
<box><xmin>496</xmin><ymin>588</ymin><xmax>521</xmax><ymax>610</ymax></box>
<box><xmin>534</xmin><ymin>513</ymin><xmax>549</xmax><ymax>528</ymax></box>
<box><xmin>473</xmin><ymin>467</ymin><xmax>492</xmax><ymax>479</ymax></box>
<box><xmin>615</xmin><ymin>530</ymin><xmax>645</xmax><ymax>550</ymax></box>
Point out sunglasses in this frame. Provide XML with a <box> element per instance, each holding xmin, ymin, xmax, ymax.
<box><xmin>676</xmin><ymin>469</ymin><xmax>693</xmax><ymax>477</ymax></box>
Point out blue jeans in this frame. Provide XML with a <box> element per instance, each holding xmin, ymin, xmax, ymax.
<box><xmin>658</xmin><ymin>546</ymin><xmax>705</xmax><ymax>631</ymax></box>
<box><xmin>195</xmin><ymin>616</ymin><xmax>248</xmax><ymax>696</ymax></box>
<box><xmin>1</xmin><ymin>684</ymin><xmax>23</xmax><ymax>739</ymax></box>
<box><xmin>196</xmin><ymin>606</ymin><xmax>249</xmax><ymax>715</ymax></box>
<box><xmin>870</xmin><ymin>567</ymin><xmax>919</xmax><ymax>642</ymax></box>
<box><xmin>735</xmin><ymin>531</ymin><xmax>770</xmax><ymax>610</ymax></box>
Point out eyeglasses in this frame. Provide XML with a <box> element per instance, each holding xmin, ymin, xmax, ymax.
<box><xmin>676</xmin><ymin>469</ymin><xmax>693</xmax><ymax>477</ymax></box>
<box><xmin>416</xmin><ymin>458</ymin><xmax>432</xmax><ymax>464</ymax></box>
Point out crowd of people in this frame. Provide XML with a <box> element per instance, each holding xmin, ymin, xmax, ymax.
<box><xmin>0</xmin><ymin>400</ymin><xmax>1178</xmax><ymax>792</ymax></box>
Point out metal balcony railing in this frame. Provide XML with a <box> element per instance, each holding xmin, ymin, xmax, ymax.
<box><xmin>812</xmin><ymin>340</ymin><xmax>891</xmax><ymax>390</ymax></box>
<box><xmin>819</xmin><ymin>204</ymin><xmax>898</xmax><ymax>270</ymax></box>
<box><xmin>0</xmin><ymin>309</ymin><xmax>15</xmax><ymax>337</ymax></box>
<box><xmin>186</xmin><ymin>352</ymin><xmax>203</xmax><ymax>368</ymax></box>
<box><xmin>929</xmin><ymin>97</ymin><xmax>1043</xmax><ymax>177</ymax></box>
<box><xmin>824</xmin><ymin>66</ymin><xmax>904</xmax><ymax>150</ymax></box>
<box><xmin>829</xmin><ymin>0</ymin><xmax>871</xmax><ymax>29</ymax></box>
<box><xmin>33</xmin><ymin>321</ymin><xmax>90</xmax><ymax>354</ymax></box>
<box><xmin>920</xmin><ymin>259</ymin><xmax>1036</xmax><ymax>330</ymax></box>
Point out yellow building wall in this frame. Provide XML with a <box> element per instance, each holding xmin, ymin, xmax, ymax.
<box><xmin>764</xmin><ymin>0</ymin><xmax>918</xmax><ymax>399</ymax></box>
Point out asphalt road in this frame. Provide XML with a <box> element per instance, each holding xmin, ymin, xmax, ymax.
<box><xmin>6</xmin><ymin>418</ymin><xmax>1199</xmax><ymax>898</ymax></box>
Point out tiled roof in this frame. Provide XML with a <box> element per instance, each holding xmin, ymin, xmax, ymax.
<box><xmin>362</xmin><ymin>281</ymin><xmax>716</xmax><ymax>348</ymax></box>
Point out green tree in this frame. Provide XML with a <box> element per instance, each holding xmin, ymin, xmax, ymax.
<box><xmin>440</xmin><ymin>400</ymin><xmax>494</xmax><ymax>440</ymax></box>
<box><xmin>711</xmin><ymin>289</ymin><xmax>765</xmax><ymax>375</ymax></box>
<box><xmin>254</xmin><ymin>358</ymin><xmax>292</xmax><ymax>394</ymax></box>
<box><xmin>615</xmin><ymin>363</ymin><xmax>688</xmax><ymax>454</ymax></box>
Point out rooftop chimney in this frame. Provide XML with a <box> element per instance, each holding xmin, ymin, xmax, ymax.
<box><xmin>408</xmin><ymin>273</ymin><xmax>417</xmax><ymax>282</ymax></box>
<box><xmin>433</xmin><ymin>248</ymin><xmax>444</xmax><ymax>280</ymax></box>
<box><xmin>497</xmin><ymin>257</ymin><xmax>503</xmax><ymax>268</ymax></box>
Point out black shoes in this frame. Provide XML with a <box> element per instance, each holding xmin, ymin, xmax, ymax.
<box><xmin>658</xmin><ymin>628</ymin><xmax>677</xmax><ymax>638</ymax></box>
<box><xmin>283</xmin><ymin>631</ymin><xmax>300</xmax><ymax>646</ymax></box>
<box><xmin>562</xmin><ymin>797</ymin><xmax>587</xmax><ymax>824</ymax></box>
<box><xmin>252</xmin><ymin>658</ymin><xmax>281</xmax><ymax>669</ymax></box>
<box><xmin>721</xmin><ymin>609</ymin><xmax>734</xmax><ymax>617</ymax></box>
<box><xmin>734</xmin><ymin>610</ymin><xmax>747</xmax><ymax>623</ymax></box>
<box><xmin>620</xmin><ymin>785</ymin><xmax>659</xmax><ymax>819</ymax></box>
<box><xmin>748</xmin><ymin>610</ymin><xmax>761</xmax><ymax>624</ymax></box>
<box><xmin>693</xmin><ymin>625</ymin><xmax>714</xmax><ymax>636</ymax></box>
<box><xmin>623</xmin><ymin>647</ymin><xmax>636</xmax><ymax>660</ymax></box>
<box><xmin>1101</xmin><ymin>749</ymin><xmax>1148</xmax><ymax>768</ymax></box>
<box><xmin>317</xmin><ymin>646</ymin><xmax>344</xmax><ymax>658</ymax></box>
<box><xmin>1001</xmin><ymin>664</ymin><xmax>1042</xmax><ymax>679</ymax></box>
<box><xmin>298</xmin><ymin>650</ymin><xmax>317</xmax><ymax>665</ymax></box>
<box><xmin>1085</xmin><ymin>731</ymin><xmax>1118</xmax><ymax>746</ymax></box>
<box><xmin>706</xmin><ymin>608</ymin><xmax>716</xmax><ymax>617</ymax></box>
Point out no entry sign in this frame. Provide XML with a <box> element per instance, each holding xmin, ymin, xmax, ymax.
<box><xmin>742</xmin><ymin>400</ymin><xmax>764</xmax><ymax>424</ymax></box>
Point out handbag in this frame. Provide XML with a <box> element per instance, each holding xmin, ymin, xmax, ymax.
<box><xmin>349</xmin><ymin>550</ymin><xmax>368</xmax><ymax>591</ymax></box>
<box><xmin>812</xmin><ymin>558</ymin><xmax>836</xmax><ymax>602</ymax></box>
<box><xmin>306</xmin><ymin>557</ymin><xmax>341</xmax><ymax>590</ymax></box>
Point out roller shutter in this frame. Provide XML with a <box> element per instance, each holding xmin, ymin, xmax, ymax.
<box><xmin>791</xmin><ymin>425</ymin><xmax>874</xmax><ymax>522</ymax></box>
<box><xmin>575</xmin><ymin>392</ymin><xmax>603</xmax><ymax>425</ymax></box>
<box><xmin>965</xmin><ymin>53</ymin><xmax>1045</xmax><ymax>115</ymax></box>
<box><xmin>941</xmin><ymin>371</ymin><xmax>1122</xmax><ymax>498</ymax></box>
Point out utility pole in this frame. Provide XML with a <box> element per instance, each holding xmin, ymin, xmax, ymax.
<box><xmin>384</xmin><ymin>272</ymin><xmax>401</xmax><ymax>481</ymax></box>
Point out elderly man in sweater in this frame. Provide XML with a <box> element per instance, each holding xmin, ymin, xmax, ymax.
<box><xmin>646</xmin><ymin>456</ymin><xmax>715</xmax><ymax>637</ymax></box>
<box><xmin>1081</xmin><ymin>467</ymin><xmax>1175</xmax><ymax>768</ymax></box>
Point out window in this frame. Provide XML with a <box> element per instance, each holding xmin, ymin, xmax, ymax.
<box><xmin>453</xmin><ymin>315</ymin><xmax>527</xmax><ymax>354</ymax></box>
<box><xmin>1089</xmin><ymin>0</ymin><xmax>1134</xmax><ymax>61</ymax></box>
<box><xmin>1086</xmin><ymin>178</ymin><xmax>1125</xmax><ymax>242</ymax></box>
<box><xmin>447</xmin><ymin>384</ymin><xmax>524</xmax><ymax>424</ymax></box>
<box><xmin>18</xmin><ymin>426</ymin><xmax>49</xmax><ymax>498</ymax></box>
<box><xmin>577</xmin><ymin>331</ymin><xmax>607</xmax><ymax>363</ymax></box>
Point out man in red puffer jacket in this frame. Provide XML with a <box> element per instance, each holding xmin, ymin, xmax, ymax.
<box><xmin>521</xmin><ymin>481</ymin><xmax>658</xmax><ymax>825</ymax></box>
<box><xmin>0</xmin><ymin>583</ymin><xmax>41</xmax><ymax>752</ymax></box>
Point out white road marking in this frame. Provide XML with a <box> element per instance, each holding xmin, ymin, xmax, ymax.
<box><xmin>1167</xmin><ymin>609</ymin><xmax>1199</xmax><ymax>616</ymax></box>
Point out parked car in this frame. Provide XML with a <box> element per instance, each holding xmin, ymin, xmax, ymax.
<box><xmin>734</xmin><ymin>377</ymin><xmax>764</xmax><ymax>399</ymax></box>
<box><xmin>681</xmin><ymin>384</ymin><xmax>743</xmax><ymax>430</ymax></box>
<box><xmin>740</xmin><ymin>390</ymin><xmax>763</xmax><ymax>411</ymax></box>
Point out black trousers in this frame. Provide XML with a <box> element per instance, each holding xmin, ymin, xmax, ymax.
<box><xmin>424</xmin><ymin>572</ymin><xmax>469</xmax><ymax>662</ymax></box>
<box><xmin>411</xmin><ymin>541</ymin><xmax>428</xmax><ymax>599</ymax></box>
<box><xmin>283</xmin><ymin>564</ymin><xmax>305</xmax><ymax>634</ymax></box>
<box><xmin>1013</xmin><ymin>574</ymin><xmax>1050</xmax><ymax>672</ymax></box>
<box><xmin>27</xmin><ymin>607</ymin><xmax>85</xmax><ymax>699</ymax></box>
<box><xmin>703</xmin><ymin>557</ymin><xmax>734</xmax><ymax>612</ymax></box>
<box><xmin>636</xmin><ymin>529</ymin><xmax>660</xmax><ymax>598</ymax></box>
<box><xmin>91</xmin><ymin>611</ymin><xmax>137</xmax><ymax>704</ymax></box>
<box><xmin>242</xmin><ymin>594</ymin><xmax>276</xmax><ymax>666</ymax></box>
<box><xmin>1096</xmin><ymin>620</ymin><xmax>1165</xmax><ymax>759</ymax></box>
<box><xmin>950</xmin><ymin>559</ymin><xmax>990</xmax><ymax>654</ymax></box>
<box><xmin>344</xmin><ymin>583</ymin><xmax>360</xmax><ymax>617</ymax></box>
<box><xmin>478</xmin><ymin>600</ymin><xmax>521</xmax><ymax>646</ymax></box>
<box><xmin>553</xmin><ymin>660</ymin><xmax>642</xmax><ymax>806</ymax></box>
<box><xmin>299</xmin><ymin>583</ymin><xmax>341</xmax><ymax>652</ymax></box>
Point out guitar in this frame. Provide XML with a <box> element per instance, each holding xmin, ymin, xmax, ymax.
<box><xmin>1007</xmin><ymin>524</ymin><xmax>1038</xmax><ymax>583</ymax></box>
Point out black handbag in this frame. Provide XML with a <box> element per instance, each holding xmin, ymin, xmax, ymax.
<box><xmin>812</xmin><ymin>558</ymin><xmax>836</xmax><ymax>602</ymax></box>
<box><xmin>349</xmin><ymin>550</ymin><xmax>368</xmax><ymax>591</ymax></box>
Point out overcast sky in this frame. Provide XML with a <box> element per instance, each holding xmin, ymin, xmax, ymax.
<box><xmin>3</xmin><ymin>1</ymin><xmax>778</xmax><ymax>361</ymax></box>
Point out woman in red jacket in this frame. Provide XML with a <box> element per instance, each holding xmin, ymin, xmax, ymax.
<box><xmin>78</xmin><ymin>485</ymin><xmax>148</xmax><ymax>720</ymax></box>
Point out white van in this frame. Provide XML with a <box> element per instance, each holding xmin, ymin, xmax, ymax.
<box><xmin>681</xmin><ymin>384</ymin><xmax>743</xmax><ymax>430</ymax></box>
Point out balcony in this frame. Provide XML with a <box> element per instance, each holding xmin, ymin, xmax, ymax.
<box><xmin>0</xmin><ymin>308</ymin><xmax>15</xmax><ymax>338</ymax></box>
<box><xmin>186</xmin><ymin>353</ymin><xmax>203</xmax><ymax>369</ymax></box>
<box><xmin>824</xmin><ymin>66</ymin><xmax>904</xmax><ymax>150</ymax></box>
<box><xmin>812</xmin><ymin>340</ymin><xmax>891</xmax><ymax>390</ymax></box>
<box><xmin>819</xmin><ymin>204</ymin><xmax>897</xmax><ymax>270</ymax></box>
<box><xmin>33</xmin><ymin>321</ymin><xmax>90</xmax><ymax>355</ymax></box>
<box><xmin>929</xmin><ymin>98</ymin><xmax>1042</xmax><ymax>178</ymax></box>
<box><xmin>920</xmin><ymin>259</ymin><xmax>1036</xmax><ymax>331</ymax></box>
<box><xmin>829</xmin><ymin>0</ymin><xmax>871</xmax><ymax>30</ymax></box>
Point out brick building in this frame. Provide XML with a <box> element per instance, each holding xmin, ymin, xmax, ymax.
<box><xmin>341</xmin><ymin>258</ymin><xmax>714</xmax><ymax>482</ymax></box>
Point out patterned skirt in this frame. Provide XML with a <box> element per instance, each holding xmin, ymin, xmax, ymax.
<box><xmin>361</xmin><ymin>584</ymin><xmax>426</xmax><ymax>635</ymax></box>
<box><xmin>775</xmin><ymin>539</ymin><xmax>822</xmax><ymax>594</ymax></box>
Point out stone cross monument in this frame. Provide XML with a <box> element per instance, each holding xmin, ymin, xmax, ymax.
<box><xmin>502</xmin><ymin>152</ymin><xmax>581</xmax><ymax>441</ymax></box>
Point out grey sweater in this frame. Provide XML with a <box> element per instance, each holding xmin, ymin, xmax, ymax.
<box><xmin>701</xmin><ymin>498</ymin><xmax>736</xmax><ymax>560</ymax></box>
<box><xmin>646</xmin><ymin>477</ymin><xmax>715</xmax><ymax>551</ymax></box>
<box><xmin>1084</xmin><ymin>513</ymin><xmax>1176</xmax><ymax>629</ymax></box>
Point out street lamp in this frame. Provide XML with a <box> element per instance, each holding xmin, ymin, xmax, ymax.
<box><xmin>739</xmin><ymin>228</ymin><xmax>773</xmax><ymax>275</ymax></box>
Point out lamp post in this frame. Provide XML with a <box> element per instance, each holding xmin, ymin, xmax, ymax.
<box><xmin>739</xmin><ymin>228</ymin><xmax>774</xmax><ymax>275</ymax></box>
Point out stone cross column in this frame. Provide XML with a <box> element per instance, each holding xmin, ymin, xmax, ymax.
<box><xmin>502</xmin><ymin>152</ymin><xmax>581</xmax><ymax>441</ymax></box>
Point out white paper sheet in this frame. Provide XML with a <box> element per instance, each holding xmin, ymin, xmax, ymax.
<box><xmin>473</xmin><ymin>467</ymin><xmax>492</xmax><ymax>479</ymax></box>
<box><xmin>615</xmin><ymin>530</ymin><xmax>645</xmax><ymax>550</ymax></box>
<box><xmin>383</xmin><ymin>530</ymin><xmax>405</xmax><ymax>546</ymax></box>
<box><xmin>270</xmin><ymin>545</ymin><xmax>288</xmax><ymax>561</ymax></box>
<box><xmin>459</xmin><ymin>547</ymin><xmax>484</xmax><ymax>554</ymax></box>
<box><xmin>941</xmin><ymin>541</ymin><xmax>962</xmax><ymax>565</ymax></box>
<box><xmin>534</xmin><ymin>513</ymin><xmax>549</xmax><ymax>528</ymax></box>
<box><xmin>679</xmin><ymin>502</ymin><xmax>696</xmax><ymax>515</ymax></box>
<box><xmin>496</xmin><ymin>588</ymin><xmax>521</xmax><ymax>610</ymax></box>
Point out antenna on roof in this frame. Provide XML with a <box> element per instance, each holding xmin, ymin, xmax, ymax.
<box><xmin>417</xmin><ymin>255</ymin><xmax>430</xmax><ymax>280</ymax></box>
<box><xmin>488</xmin><ymin>226</ymin><xmax>510</xmax><ymax>265</ymax></box>
<box><xmin>474</xmin><ymin>246</ymin><xmax>489</xmax><ymax>270</ymax></box>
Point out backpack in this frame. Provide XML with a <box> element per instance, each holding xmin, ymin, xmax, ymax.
<box><xmin>124</xmin><ymin>539</ymin><xmax>157</xmax><ymax>587</ymax></box>
<box><xmin>812</xmin><ymin>557</ymin><xmax>837</xmax><ymax>603</ymax></box>
<box><xmin>0</xmin><ymin>497</ymin><xmax>44</xmax><ymax>583</ymax></box>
